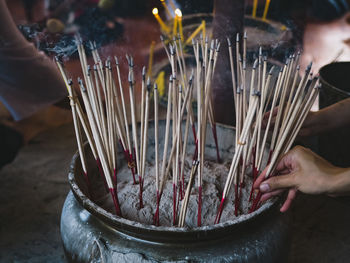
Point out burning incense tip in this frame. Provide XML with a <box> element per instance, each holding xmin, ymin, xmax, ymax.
<box><xmin>253</xmin><ymin>59</ymin><xmax>258</xmax><ymax>69</ymax></box>
<box><xmin>125</xmin><ymin>54</ymin><xmax>130</xmax><ymax>66</ymax></box>
<box><xmin>128</xmin><ymin>71</ymin><xmax>134</xmax><ymax>84</ymax></box>
<box><xmin>142</xmin><ymin>66</ymin><xmax>146</xmax><ymax>80</ymax></box>
<box><xmin>227</xmin><ymin>37</ymin><xmax>232</xmax><ymax>47</ymax></box>
<box><xmin>210</xmin><ymin>40</ymin><xmax>215</xmax><ymax>50</ymax></box>
<box><xmin>147</xmin><ymin>78</ymin><xmax>151</xmax><ymax>92</ymax></box>
<box><xmin>169</xmin><ymin>44</ymin><xmax>175</xmax><ymax>55</ymax></box>
<box><xmin>306</xmin><ymin>62</ymin><xmax>313</xmax><ymax>71</ymax></box>
<box><xmin>216</xmin><ymin>43</ymin><xmax>221</xmax><ymax>52</ymax></box>
<box><xmin>88</xmin><ymin>41</ymin><xmax>94</xmax><ymax>51</ymax></box>
<box><xmin>189</xmin><ymin>72</ymin><xmax>194</xmax><ymax>84</ymax></box>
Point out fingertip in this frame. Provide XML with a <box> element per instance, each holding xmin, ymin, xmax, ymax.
<box><xmin>259</xmin><ymin>183</ymin><xmax>270</xmax><ymax>192</ymax></box>
<box><xmin>260</xmin><ymin>193</ymin><xmax>271</xmax><ymax>202</ymax></box>
<box><xmin>280</xmin><ymin>202</ymin><xmax>289</xmax><ymax>212</ymax></box>
<box><xmin>280</xmin><ymin>205</ymin><xmax>290</xmax><ymax>213</ymax></box>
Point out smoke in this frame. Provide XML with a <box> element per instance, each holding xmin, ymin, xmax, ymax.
<box><xmin>45</xmin><ymin>35</ymin><xmax>77</xmax><ymax>59</ymax></box>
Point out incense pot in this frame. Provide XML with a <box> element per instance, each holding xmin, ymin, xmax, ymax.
<box><xmin>61</xmin><ymin>121</ymin><xmax>290</xmax><ymax>262</ymax></box>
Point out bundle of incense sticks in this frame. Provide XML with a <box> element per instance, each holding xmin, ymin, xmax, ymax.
<box><xmin>56</xmin><ymin>34</ymin><xmax>318</xmax><ymax>228</ymax></box>
<box><xmin>214</xmin><ymin>34</ymin><xmax>319</xmax><ymax>224</ymax></box>
<box><xmin>155</xmin><ymin>35</ymin><xmax>222</xmax><ymax>226</ymax></box>
<box><xmin>56</xmin><ymin>37</ymin><xmax>200</xmax><ymax>226</ymax></box>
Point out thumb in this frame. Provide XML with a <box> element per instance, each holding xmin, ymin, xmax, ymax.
<box><xmin>259</xmin><ymin>173</ymin><xmax>297</xmax><ymax>192</ymax></box>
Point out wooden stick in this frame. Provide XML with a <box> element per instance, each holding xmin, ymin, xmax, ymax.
<box><xmin>179</xmin><ymin>75</ymin><xmax>194</xmax><ymax>198</ymax></box>
<box><xmin>114</xmin><ymin>57</ymin><xmax>135</xmax><ymax>183</ymax></box>
<box><xmin>140</xmin><ymin>66</ymin><xmax>146</xmax><ymax>176</ymax></box>
<box><xmin>128</xmin><ymin>70</ymin><xmax>142</xmax><ymax>206</ymax></box>
<box><xmin>139</xmin><ymin>78</ymin><xmax>151</xmax><ymax>211</ymax></box>
<box><xmin>173</xmin><ymin>84</ymin><xmax>182</xmax><ymax>224</ymax></box>
<box><xmin>57</xmin><ymin>69</ymin><xmax>90</xmax><ymax>191</ymax></box>
<box><xmin>160</xmin><ymin>35</ymin><xmax>171</xmax><ymax>62</ymax></box>
<box><xmin>178</xmin><ymin>160</ymin><xmax>199</xmax><ymax>227</ymax></box>
<box><xmin>154</xmin><ymin>84</ymin><xmax>159</xmax><ymax>192</ymax></box>
<box><xmin>159</xmin><ymin>76</ymin><xmax>173</xmax><ymax>194</ymax></box>
<box><xmin>161</xmin><ymin>77</ymin><xmax>194</xmax><ymax>191</ymax></box>
<box><xmin>227</xmin><ymin>37</ymin><xmax>237</xmax><ymax>106</ymax></box>
<box><xmin>215</xmin><ymin>61</ymin><xmax>259</xmax><ymax>224</ymax></box>
<box><xmin>79</xmin><ymin>78</ymin><xmax>122</xmax><ymax>216</ymax></box>
<box><xmin>141</xmin><ymin>77</ymin><xmax>151</xmax><ymax>179</ymax></box>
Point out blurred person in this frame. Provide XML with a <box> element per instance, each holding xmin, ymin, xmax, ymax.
<box><xmin>0</xmin><ymin>0</ymin><xmax>71</xmax><ymax>168</ymax></box>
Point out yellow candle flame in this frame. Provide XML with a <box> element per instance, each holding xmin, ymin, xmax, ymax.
<box><xmin>174</xmin><ymin>8</ymin><xmax>182</xmax><ymax>17</ymax></box>
<box><xmin>152</xmin><ymin>8</ymin><xmax>159</xmax><ymax>15</ymax></box>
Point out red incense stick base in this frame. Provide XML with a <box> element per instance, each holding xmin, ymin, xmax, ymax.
<box><xmin>138</xmin><ymin>175</ymin><xmax>144</xmax><ymax>209</ymax></box>
<box><xmin>109</xmin><ymin>188</ymin><xmax>122</xmax><ymax>217</ymax></box>
<box><xmin>215</xmin><ymin>196</ymin><xmax>225</xmax><ymax>224</ymax></box>
<box><xmin>173</xmin><ymin>183</ymin><xmax>177</xmax><ymax>225</ymax></box>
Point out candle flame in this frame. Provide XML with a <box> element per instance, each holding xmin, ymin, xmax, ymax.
<box><xmin>175</xmin><ymin>8</ymin><xmax>182</xmax><ymax>17</ymax></box>
<box><xmin>152</xmin><ymin>8</ymin><xmax>159</xmax><ymax>15</ymax></box>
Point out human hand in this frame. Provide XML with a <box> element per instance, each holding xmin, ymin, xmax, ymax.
<box><xmin>253</xmin><ymin>146</ymin><xmax>346</xmax><ymax>212</ymax></box>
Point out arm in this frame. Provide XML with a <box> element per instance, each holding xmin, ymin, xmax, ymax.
<box><xmin>300</xmin><ymin>97</ymin><xmax>350</xmax><ymax>136</ymax></box>
<box><xmin>262</xmin><ymin>97</ymin><xmax>350</xmax><ymax>137</ymax></box>
<box><xmin>253</xmin><ymin>146</ymin><xmax>350</xmax><ymax>212</ymax></box>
